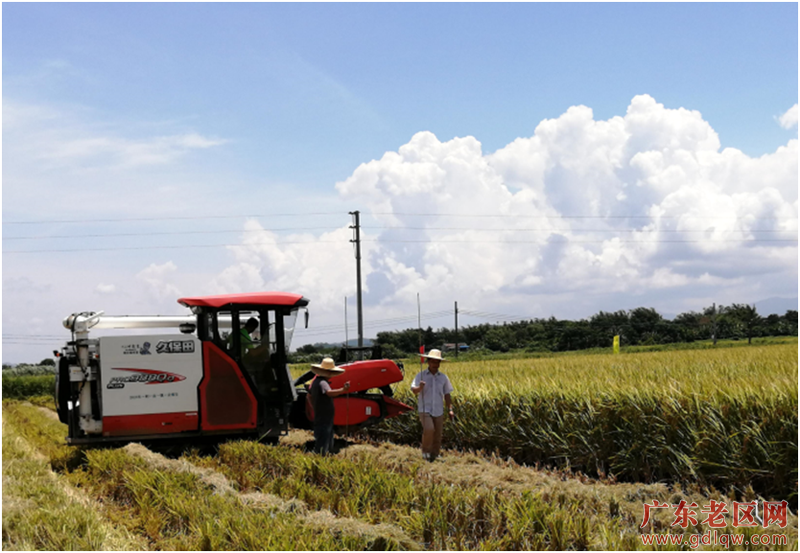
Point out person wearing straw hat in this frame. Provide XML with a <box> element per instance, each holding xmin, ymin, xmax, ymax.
<box><xmin>411</xmin><ymin>349</ymin><xmax>454</xmax><ymax>462</ymax></box>
<box><xmin>309</xmin><ymin>357</ymin><xmax>350</xmax><ymax>455</ymax></box>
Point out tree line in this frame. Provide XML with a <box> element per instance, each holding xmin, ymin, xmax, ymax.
<box><xmin>372</xmin><ymin>304</ymin><xmax>798</xmax><ymax>356</ymax></box>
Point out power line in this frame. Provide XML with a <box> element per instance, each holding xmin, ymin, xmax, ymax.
<box><xmin>301</xmin><ymin>311</ymin><xmax>453</xmax><ymax>338</ymax></box>
<box><xmin>6</xmin><ymin>237</ymin><xmax>796</xmax><ymax>254</ymax></box>
<box><xmin>4</xmin><ymin>240</ymin><xmax>344</xmax><ymax>254</ymax></box>
<box><xmin>365</xmin><ymin>239</ymin><xmax>797</xmax><ymax>244</ymax></box>
<box><xmin>459</xmin><ymin>310</ymin><xmax>532</xmax><ymax>323</ymax></box>
<box><xmin>1</xmin><ymin>212</ymin><xmax>347</xmax><ymax>225</ymax></box>
<box><xmin>6</xmin><ymin>226</ymin><xmax>793</xmax><ymax>241</ymax></box>
<box><xmin>302</xmin><ymin>310</ymin><xmax>452</xmax><ymax>332</ymax></box>
<box><xmin>363</xmin><ymin>226</ymin><xmax>795</xmax><ymax>233</ymax></box>
<box><xmin>1</xmin><ymin>313</ymin><xmax>456</xmax><ymax>343</ymax></box>
<box><xmin>372</xmin><ymin>212</ymin><xmax>797</xmax><ymax>220</ymax></box>
<box><xmin>3</xmin><ymin>227</ymin><xmax>345</xmax><ymax>240</ymax></box>
<box><xmin>5</xmin><ymin>212</ymin><xmax>796</xmax><ymax>226</ymax></box>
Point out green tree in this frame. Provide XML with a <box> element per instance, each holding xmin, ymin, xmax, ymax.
<box><xmin>727</xmin><ymin>304</ymin><xmax>762</xmax><ymax>344</ymax></box>
<box><xmin>628</xmin><ymin>307</ymin><xmax>663</xmax><ymax>345</ymax></box>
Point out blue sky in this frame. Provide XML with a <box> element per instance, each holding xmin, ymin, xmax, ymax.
<box><xmin>3</xmin><ymin>3</ymin><xmax>798</xmax><ymax>362</ymax></box>
<box><xmin>4</xmin><ymin>3</ymin><xmax>796</xmax><ymax>187</ymax></box>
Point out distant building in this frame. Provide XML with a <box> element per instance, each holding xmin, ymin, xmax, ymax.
<box><xmin>442</xmin><ymin>343</ymin><xmax>469</xmax><ymax>352</ymax></box>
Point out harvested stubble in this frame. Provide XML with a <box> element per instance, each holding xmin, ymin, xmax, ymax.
<box><xmin>190</xmin><ymin>436</ymin><xmax>798</xmax><ymax>551</ymax></box>
<box><xmin>367</xmin><ymin>343</ymin><xmax>798</xmax><ymax>502</ymax></box>
<box><xmin>3</xmin><ymin>400</ymin><xmax>798</xmax><ymax>551</ymax></box>
<box><xmin>191</xmin><ymin>439</ymin><xmax>633</xmax><ymax>549</ymax></box>
<box><xmin>1</xmin><ymin>401</ymin><xmax>412</xmax><ymax>551</ymax></box>
<box><xmin>2</xmin><ymin>415</ymin><xmax>148</xmax><ymax>551</ymax></box>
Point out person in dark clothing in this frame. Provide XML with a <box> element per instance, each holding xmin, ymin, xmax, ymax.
<box><xmin>309</xmin><ymin>357</ymin><xmax>350</xmax><ymax>454</ymax></box>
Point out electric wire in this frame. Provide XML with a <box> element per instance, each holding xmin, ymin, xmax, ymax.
<box><xmin>2</xmin><ymin>212</ymin><xmax>347</xmax><ymax>225</ymax></box>
<box><xmin>6</xmin><ymin>226</ymin><xmax>795</xmax><ymax>241</ymax></box>
<box><xmin>5</xmin><ymin>237</ymin><xmax>797</xmax><ymax>254</ymax></box>
<box><xmin>3</xmin><ymin>227</ymin><xmax>347</xmax><ymax>240</ymax></box>
<box><xmin>4</xmin><ymin>212</ymin><xmax>796</xmax><ymax>226</ymax></box>
<box><xmin>372</xmin><ymin>212</ymin><xmax>797</xmax><ymax>220</ymax></box>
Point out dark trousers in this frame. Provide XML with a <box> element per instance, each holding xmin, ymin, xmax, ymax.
<box><xmin>314</xmin><ymin>418</ymin><xmax>335</xmax><ymax>454</ymax></box>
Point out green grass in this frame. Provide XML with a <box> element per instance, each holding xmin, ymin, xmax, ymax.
<box><xmin>2</xmin><ymin>375</ymin><xmax>55</xmax><ymax>400</ymax></box>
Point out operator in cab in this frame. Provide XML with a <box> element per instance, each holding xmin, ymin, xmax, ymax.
<box><xmin>309</xmin><ymin>357</ymin><xmax>350</xmax><ymax>454</ymax></box>
<box><xmin>228</xmin><ymin>317</ymin><xmax>259</xmax><ymax>357</ymax></box>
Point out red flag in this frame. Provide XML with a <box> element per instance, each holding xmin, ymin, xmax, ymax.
<box><xmin>419</xmin><ymin>345</ymin><xmax>425</xmax><ymax>363</ymax></box>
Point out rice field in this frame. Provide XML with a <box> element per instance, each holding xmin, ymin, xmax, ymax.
<box><xmin>3</xmin><ymin>400</ymin><xmax>797</xmax><ymax>550</ymax></box>
<box><xmin>3</xmin><ymin>340</ymin><xmax>797</xmax><ymax>550</ymax></box>
<box><xmin>367</xmin><ymin>342</ymin><xmax>798</xmax><ymax>502</ymax></box>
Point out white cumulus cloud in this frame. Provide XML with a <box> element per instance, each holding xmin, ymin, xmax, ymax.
<box><xmin>778</xmin><ymin>104</ymin><xmax>798</xmax><ymax>129</ymax></box>
<box><xmin>95</xmin><ymin>283</ymin><xmax>117</xmax><ymax>295</ymax></box>
<box><xmin>214</xmin><ymin>95</ymin><xmax>797</xmax><ymax>335</ymax></box>
<box><xmin>136</xmin><ymin>261</ymin><xmax>182</xmax><ymax>305</ymax></box>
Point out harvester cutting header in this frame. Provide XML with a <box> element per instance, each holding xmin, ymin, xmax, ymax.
<box><xmin>56</xmin><ymin>292</ymin><xmax>411</xmax><ymax>445</ymax></box>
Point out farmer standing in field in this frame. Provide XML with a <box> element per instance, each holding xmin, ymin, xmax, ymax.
<box><xmin>411</xmin><ymin>349</ymin><xmax>454</xmax><ymax>462</ymax></box>
<box><xmin>309</xmin><ymin>357</ymin><xmax>350</xmax><ymax>455</ymax></box>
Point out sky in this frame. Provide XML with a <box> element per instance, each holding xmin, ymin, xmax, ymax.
<box><xmin>2</xmin><ymin>3</ymin><xmax>798</xmax><ymax>363</ymax></box>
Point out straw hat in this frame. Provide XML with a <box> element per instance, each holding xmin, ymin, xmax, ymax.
<box><xmin>311</xmin><ymin>357</ymin><xmax>345</xmax><ymax>376</ymax></box>
<box><xmin>420</xmin><ymin>349</ymin><xmax>447</xmax><ymax>361</ymax></box>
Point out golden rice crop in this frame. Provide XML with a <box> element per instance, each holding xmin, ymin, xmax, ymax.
<box><xmin>4</xmin><ymin>400</ymin><xmax>798</xmax><ymax>550</ymax></box>
<box><xmin>369</xmin><ymin>343</ymin><xmax>798</xmax><ymax>502</ymax></box>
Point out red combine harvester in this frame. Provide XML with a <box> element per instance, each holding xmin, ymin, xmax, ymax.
<box><xmin>55</xmin><ymin>292</ymin><xmax>412</xmax><ymax>445</ymax></box>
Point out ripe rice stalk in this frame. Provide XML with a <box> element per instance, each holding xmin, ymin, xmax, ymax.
<box><xmin>369</xmin><ymin>343</ymin><xmax>797</xmax><ymax>501</ymax></box>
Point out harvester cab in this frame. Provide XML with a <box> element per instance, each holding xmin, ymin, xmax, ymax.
<box><xmin>56</xmin><ymin>292</ymin><xmax>411</xmax><ymax>445</ymax></box>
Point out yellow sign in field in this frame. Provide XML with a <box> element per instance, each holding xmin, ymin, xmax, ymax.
<box><xmin>613</xmin><ymin>335</ymin><xmax>620</xmax><ymax>354</ymax></box>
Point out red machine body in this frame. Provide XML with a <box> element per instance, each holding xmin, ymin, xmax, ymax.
<box><xmin>330</xmin><ymin>359</ymin><xmax>403</xmax><ymax>390</ymax></box>
<box><xmin>302</xmin><ymin>359</ymin><xmax>413</xmax><ymax>428</ymax></box>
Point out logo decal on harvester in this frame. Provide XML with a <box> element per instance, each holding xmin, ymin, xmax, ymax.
<box><xmin>156</xmin><ymin>340</ymin><xmax>195</xmax><ymax>354</ymax></box>
<box><xmin>107</xmin><ymin>368</ymin><xmax>187</xmax><ymax>389</ymax></box>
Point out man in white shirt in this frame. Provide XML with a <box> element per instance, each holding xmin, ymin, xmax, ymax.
<box><xmin>411</xmin><ymin>349</ymin><xmax>454</xmax><ymax>462</ymax></box>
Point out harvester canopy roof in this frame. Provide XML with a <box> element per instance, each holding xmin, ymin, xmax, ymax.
<box><xmin>178</xmin><ymin>292</ymin><xmax>308</xmax><ymax>309</ymax></box>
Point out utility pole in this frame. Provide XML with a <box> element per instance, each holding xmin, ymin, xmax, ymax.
<box><xmin>417</xmin><ymin>293</ymin><xmax>422</xmax><ymax>370</ymax></box>
<box><xmin>349</xmin><ymin>211</ymin><xmax>364</xmax><ymax>359</ymax></box>
<box><xmin>712</xmin><ymin>302</ymin><xmax>717</xmax><ymax>346</ymax></box>
<box><xmin>454</xmin><ymin>301</ymin><xmax>459</xmax><ymax>358</ymax></box>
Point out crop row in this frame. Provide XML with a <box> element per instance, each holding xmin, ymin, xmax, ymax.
<box><xmin>190</xmin><ymin>435</ymin><xmax>799</xmax><ymax>550</ymax></box>
<box><xmin>4</xmin><ymin>400</ymin><xmax>798</xmax><ymax>550</ymax></box>
<box><xmin>2</xmin><ymin>401</ymin><xmax>415</xmax><ymax>550</ymax></box>
<box><xmin>366</xmin><ymin>343</ymin><xmax>798</xmax><ymax>501</ymax></box>
<box><xmin>2</xmin><ymin>374</ymin><xmax>56</xmax><ymax>400</ymax></box>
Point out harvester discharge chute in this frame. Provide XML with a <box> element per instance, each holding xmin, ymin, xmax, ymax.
<box><xmin>291</xmin><ymin>358</ymin><xmax>411</xmax><ymax>431</ymax></box>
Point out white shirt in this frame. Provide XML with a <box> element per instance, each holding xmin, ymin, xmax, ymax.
<box><xmin>412</xmin><ymin>369</ymin><xmax>454</xmax><ymax>417</ymax></box>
